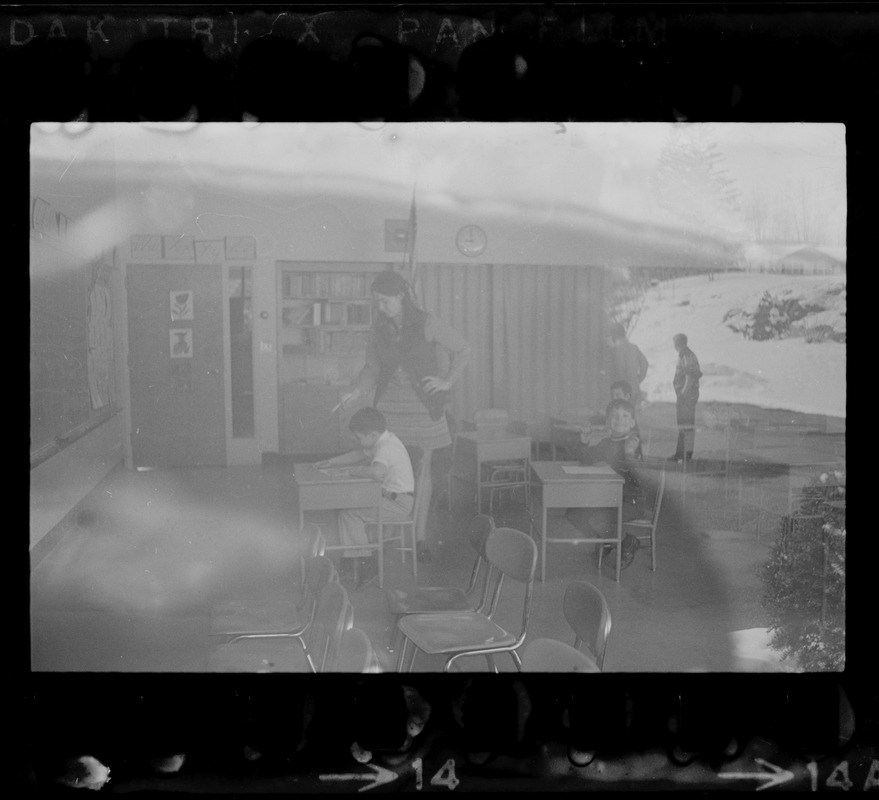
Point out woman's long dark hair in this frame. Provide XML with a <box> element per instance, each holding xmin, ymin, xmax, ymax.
<box><xmin>371</xmin><ymin>270</ymin><xmax>426</xmax><ymax>343</ymax></box>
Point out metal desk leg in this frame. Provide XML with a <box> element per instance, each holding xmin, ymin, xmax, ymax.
<box><xmin>615</xmin><ymin>507</ymin><xmax>622</xmax><ymax>583</ymax></box>
<box><xmin>541</xmin><ymin>503</ymin><xmax>548</xmax><ymax>583</ymax></box>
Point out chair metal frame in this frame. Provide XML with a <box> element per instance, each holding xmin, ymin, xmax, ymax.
<box><xmin>520</xmin><ymin>637</ymin><xmax>601</xmax><ymax>672</ymax></box>
<box><xmin>384</xmin><ymin>514</ymin><xmax>495</xmax><ymax>653</ymax></box>
<box><xmin>208</xmin><ymin>579</ymin><xmax>350</xmax><ymax>673</ymax></box>
<box><xmin>323</xmin><ymin>446</ymin><xmax>426</xmax><ymax>588</ymax></box>
<box><xmin>483</xmin><ymin>420</ymin><xmax>532</xmax><ymax>513</ymax></box>
<box><xmin>363</xmin><ymin>445</ymin><xmax>428</xmax><ymax>581</ymax></box>
<box><xmin>563</xmin><ymin>580</ymin><xmax>612</xmax><ymax>671</ymax></box>
<box><xmin>395</xmin><ymin>526</ymin><xmax>538</xmax><ymax>673</ymax></box>
<box><xmin>621</xmin><ymin>466</ymin><xmax>666</xmax><ymax>572</ymax></box>
<box><xmin>334</xmin><ymin>626</ymin><xmax>381</xmax><ymax>673</ymax></box>
<box><xmin>447</xmin><ymin>411</ymin><xmax>531</xmax><ymax>514</ymax></box>
<box><xmin>210</xmin><ymin>554</ymin><xmax>337</xmax><ymax>645</ymax></box>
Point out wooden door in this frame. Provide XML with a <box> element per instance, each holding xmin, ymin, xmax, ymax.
<box><xmin>127</xmin><ymin>263</ymin><xmax>226</xmax><ymax>467</ymax></box>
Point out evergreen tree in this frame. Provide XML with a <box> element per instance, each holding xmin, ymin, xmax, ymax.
<box><xmin>650</xmin><ymin>124</ymin><xmax>744</xmax><ymax>238</ymax></box>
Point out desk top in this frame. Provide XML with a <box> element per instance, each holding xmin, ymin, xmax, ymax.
<box><xmin>293</xmin><ymin>462</ymin><xmax>379</xmax><ymax>486</ymax></box>
<box><xmin>530</xmin><ymin>461</ymin><xmax>622</xmax><ymax>483</ymax></box>
<box><xmin>455</xmin><ymin>430</ymin><xmax>531</xmax><ymax>444</ymax></box>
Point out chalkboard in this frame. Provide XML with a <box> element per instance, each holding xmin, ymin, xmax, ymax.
<box><xmin>30</xmin><ymin>235</ymin><xmax>117</xmax><ymax>462</ymax></box>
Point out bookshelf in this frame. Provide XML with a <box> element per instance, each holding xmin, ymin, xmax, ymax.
<box><xmin>277</xmin><ymin>262</ymin><xmax>390</xmax><ymax>454</ymax></box>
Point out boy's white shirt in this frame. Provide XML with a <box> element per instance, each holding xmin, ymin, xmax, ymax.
<box><xmin>367</xmin><ymin>430</ymin><xmax>415</xmax><ymax>494</ymax></box>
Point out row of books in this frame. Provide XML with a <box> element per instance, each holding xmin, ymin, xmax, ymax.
<box><xmin>281</xmin><ymin>272</ymin><xmax>375</xmax><ymax>299</ymax></box>
<box><xmin>281</xmin><ymin>301</ymin><xmax>373</xmax><ymax>327</ymax></box>
<box><xmin>282</xmin><ymin>329</ymin><xmax>370</xmax><ymax>355</ymax></box>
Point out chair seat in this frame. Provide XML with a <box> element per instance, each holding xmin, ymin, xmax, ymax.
<box><xmin>207</xmin><ymin>638</ymin><xmax>309</xmax><ymax>672</ymax></box>
<box><xmin>210</xmin><ymin>599</ymin><xmax>304</xmax><ymax>635</ymax></box>
<box><xmin>385</xmin><ymin>587</ymin><xmax>472</xmax><ymax>615</ymax></box>
<box><xmin>521</xmin><ymin>638</ymin><xmax>601</xmax><ymax>672</ymax></box>
<box><xmin>397</xmin><ymin>611</ymin><xmax>516</xmax><ymax>655</ymax></box>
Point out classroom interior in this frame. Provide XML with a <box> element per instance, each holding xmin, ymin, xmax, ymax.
<box><xmin>29</xmin><ymin>123</ymin><xmax>845</xmax><ymax>673</ymax></box>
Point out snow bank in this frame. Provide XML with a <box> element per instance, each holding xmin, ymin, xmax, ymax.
<box><xmin>632</xmin><ymin>272</ymin><xmax>846</xmax><ymax>418</ymax></box>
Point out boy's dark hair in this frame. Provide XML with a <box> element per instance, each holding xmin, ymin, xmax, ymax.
<box><xmin>610</xmin><ymin>380</ymin><xmax>633</xmax><ymax>398</ymax></box>
<box><xmin>674</xmin><ymin>332</ymin><xmax>688</xmax><ymax>346</ymax></box>
<box><xmin>609</xmin><ymin>322</ymin><xmax>627</xmax><ymax>341</ymax></box>
<box><xmin>605</xmin><ymin>398</ymin><xmax>636</xmax><ymax>420</ymax></box>
<box><xmin>349</xmin><ymin>406</ymin><xmax>387</xmax><ymax>435</ymax></box>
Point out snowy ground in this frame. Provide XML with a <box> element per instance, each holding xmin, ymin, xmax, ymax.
<box><xmin>631</xmin><ymin>272</ymin><xmax>846</xmax><ymax>419</ymax></box>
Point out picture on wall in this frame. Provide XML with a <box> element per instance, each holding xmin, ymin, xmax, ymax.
<box><xmin>225</xmin><ymin>235</ymin><xmax>256</xmax><ymax>260</ymax></box>
<box><xmin>170</xmin><ymin>291</ymin><xmax>194</xmax><ymax>321</ymax></box>
<box><xmin>164</xmin><ymin>235</ymin><xmax>196</xmax><ymax>261</ymax></box>
<box><xmin>195</xmin><ymin>240</ymin><xmax>226</xmax><ymax>263</ymax></box>
<box><xmin>131</xmin><ymin>234</ymin><xmax>163</xmax><ymax>260</ymax></box>
<box><xmin>169</xmin><ymin>328</ymin><xmax>193</xmax><ymax>358</ymax></box>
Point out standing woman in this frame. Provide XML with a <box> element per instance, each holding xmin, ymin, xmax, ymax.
<box><xmin>339</xmin><ymin>270</ymin><xmax>470</xmax><ymax>562</ymax></box>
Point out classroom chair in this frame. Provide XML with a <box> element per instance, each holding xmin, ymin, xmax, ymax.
<box><xmin>621</xmin><ymin>466</ymin><xmax>666</xmax><ymax>572</ymax></box>
<box><xmin>332</xmin><ymin>626</ymin><xmax>382</xmax><ymax>673</ymax></box>
<box><xmin>395</xmin><ymin>526</ymin><xmax>538</xmax><ymax>673</ymax></box>
<box><xmin>384</xmin><ymin>514</ymin><xmax>494</xmax><ymax>654</ymax></box>
<box><xmin>562</xmin><ymin>580</ymin><xmax>612</xmax><ymax>672</ymax></box>
<box><xmin>207</xmin><ymin>580</ymin><xmax>351</xmax><ymax>673</ymax></box>
<box><xmin>209</xmin><ymin>553</ymin><xmax>336</xmax><ymax>643</ymax></box>
<box><xmin>520</xmin><ymin>637</ymin><xmax>601</xmax><ymax>672</ymax></box>
<box><xmin>361</xmin><ymin>445</ymin><xmax>428</xmax><ymax>583</ymax></box>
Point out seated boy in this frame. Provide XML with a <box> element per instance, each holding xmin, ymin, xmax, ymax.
<box><xmin>314</xmin><ymin>407</ymin><xmax>415</xmax><ymax>589</ymax></box>
<box><xmin>608</xmin><ymin>380</ymin><xmax>643</xmax><ymax>441</ymax></box>
<box><xmin>567</xmin><ymin>398</ymin><xmax>646</xmax><ymax>569</ymax></box>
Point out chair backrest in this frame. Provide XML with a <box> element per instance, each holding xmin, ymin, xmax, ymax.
<box><xmin>334</xmin><ymin>627</ymin><xmax>381</xmax><ymax>673</ymax></box>
<box><xmin>306</xmin><ymin>581</ymin><xmax>351</xmax><ymax>672</ymax></box>
<box><xmin>482</xmin><ymin>527</ymin><xmax>538</xmax><ymax>641</ymax></box>
<box><xmin>506</xmin><ymin>420</ymin><xmax>528</xmax><ymax>437</ymax></box>
<box><xmin>407</xmin><ymin>445</ymin><xmax>429</xmax><ymax>525</ymax></box>
<box><xmin>521</xmin><ymin>637</ymin><xmax>601</xmax><ymax>672</ymax></box>
<box><xmin>474</xmin><ymin>408</ymin><xmax>510</xmax><ymax>427</ymax></box>
<box><xmin>302</xmin><ymin>522</ymin><xmax>326</xmax><ymax>558</ymax></box>
<box><xmin>651</xmin><ymin>468</ymin><xmax>667</xmax><ymax>528</ymax></box>
<box><xmin>563</xmin><ymin>581</ymin><xmax>612</xmax><ymax>671</ymax></box>
<box><xmin>465</xmin><ymin>514</ymin><xmax>495</xmax><ymax>607</ymax></box>
<box><xmin>474</xmin><ymin>408</ymin><xmax>511</xmax><ymax>438</ymax></box>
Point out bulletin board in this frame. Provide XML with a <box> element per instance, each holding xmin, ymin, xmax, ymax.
<box><xmin>30</xmin><ymin>235</ymin><xmax>117</xmax><ymax>464</ymax></box>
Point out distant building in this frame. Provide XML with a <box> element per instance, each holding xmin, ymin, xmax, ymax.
<box><xmin>740</xmin><ymin>241</ymin><xmax>846</xmax><ymax>275</ymax></box>
<box><xmin>778</xmin><ymin>245</ymin><xmax>846</xmax><ymax>275</ymax></box>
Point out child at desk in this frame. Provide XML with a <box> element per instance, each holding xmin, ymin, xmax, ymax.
<box><xmin>567</xmin><ymin>398</ymin><xmax>645</xmax><ymax>570</ymax></box>
<box><xmin>314</xmin><ymin>407</ymin><xmax>415</xmax><ymax>589</ymax></box>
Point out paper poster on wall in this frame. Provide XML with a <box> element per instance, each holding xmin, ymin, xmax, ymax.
<box><xmin>131</xmin><ymin>234</ymin><xmax>163</xmax><ymax>259</ymax></box>
<box><xmin>195</xmin><ymin>240</ymin><xmax>225</xmax><ymax>263</ymax></box>
<box><xmin>170</xmin><ymin>291</ymin><xmax>194</xmax><ymax>321</ymax></box>
<box><xmin>164</xmin><ymin>235</ymin><xmax>196</xmax><ymax>261</ymax></box>
<box><xmin>225</xmin><ymin>235</ymin><xmax>256</xmax><ymax>260</ymax></box>
<box><xmin>170</xmin><ymin>328</ymin><xmax>193</xmax><ymax>358</ymax></box>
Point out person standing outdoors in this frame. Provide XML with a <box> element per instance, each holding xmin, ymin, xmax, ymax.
<box><xmin>669</xmin><ymin>333</ymin><xmax>702</xmax><ymax>463</ymax></box>
<box><xmin>338</xmin><ymin>270</ymin><xmax>470</xmax><ymax>563</ymax></box>
<box><xmin>607</xmin><ymin>323</ymin><xmax>649</xmax><ymax>408</ymax></box>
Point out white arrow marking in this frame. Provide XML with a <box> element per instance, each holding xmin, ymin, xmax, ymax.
<box><xmin>720</xmin><ymin>758</ymin><xmax>796</xmax><ymax>791</ymax></box>
<box><xmin>320</xmin><ymin>763</ymin><xmax>398</xmax><ymax>792</ymax></box>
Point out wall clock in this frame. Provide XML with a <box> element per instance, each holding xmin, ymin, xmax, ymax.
<box><xmin>456</xmin><ymin>225</ymin><xmax>487</xmax><ymax>257</ymax></box>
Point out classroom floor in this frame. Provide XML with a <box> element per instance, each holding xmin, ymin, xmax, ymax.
<box><xmin>29</xmin><ymin>404</ymin><xmax>844</xmax><ymax>673</ymax></box>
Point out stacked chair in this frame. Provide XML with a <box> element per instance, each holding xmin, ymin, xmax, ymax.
<box><xmin>207</xmin><ymin>523</ymin><xmax>354</xmax><ymax>672</ymax></box>
<box><xmin>394</xmin><ymin>525</ymin><xmax>538</xmax><ymax>673</ymax></box>
<box><xmin>384</xmin><ymin>514</ymin><xmax>494</xmax><ymax>654</ymax></box>
<box><xmin>563</xmin><ymin>580</ymin><xmax>612</xmax><ymax>671</ymax></box>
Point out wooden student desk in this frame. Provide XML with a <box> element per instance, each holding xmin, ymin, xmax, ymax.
<box><xmin>529</xmin><ymin>461</ymin><xmax>624</xmax><ymax>583</ymax></box>
<box><xmin>293</xmin><ymin>462</ymin><xmax>385</xmax><ymax>587</ymax></box>
<box><xmin>450</xmin><ymin>429</ymin><xmax>532</xmax><ymax>512</ymax></box>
